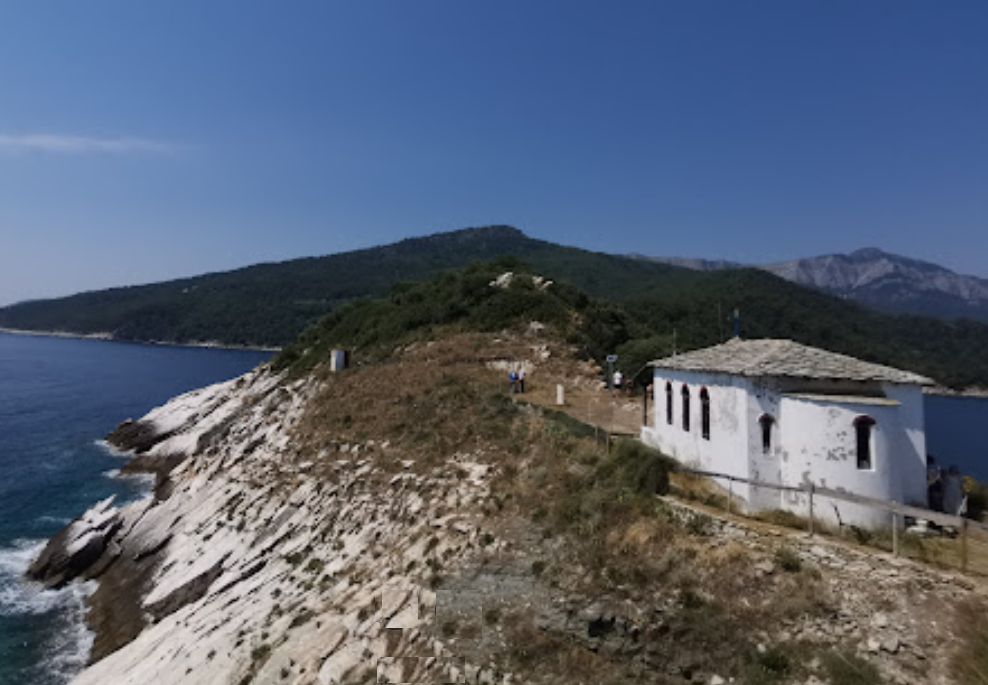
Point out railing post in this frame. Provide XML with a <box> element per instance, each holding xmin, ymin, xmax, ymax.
<box><xmin>962</xmin><ymin>517</ymin><xmax>969</xmax><ymax>573</ymax></box>
<box><xmin>891</xmin><ymin>506</ymin><xmax>899</xmax><ymax>557</ymax></box>
<box><xmin>727</xmin><ymin>478</ymin><xmax>733</xmax><ymax>514</ymax></box>
<box><xmin>808</xmin><ymin>484</ymin><xmax>815</xmax><ymax>537</ymax></box>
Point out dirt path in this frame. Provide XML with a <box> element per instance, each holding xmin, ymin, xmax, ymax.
<box><xmin>519</xmin><ymin>380</ymin><xmax>645</xmax><ymax>435</ymax></box>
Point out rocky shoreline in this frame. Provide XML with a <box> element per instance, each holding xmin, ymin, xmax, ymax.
<box><xmin>26</xmin><ymin>379</ymin><xmax>229</xmax><ymax>662</ymax></box>
<box><xmin>26</xmin><ymin>364</ymin><xmax>502</xmax><ymax>684</ymax></box>
<box><xmin>0</xmin><ymin>327</ymin><xmax>280</xmax><ymax>353</ymax></box>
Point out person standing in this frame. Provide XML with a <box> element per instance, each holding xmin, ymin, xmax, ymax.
<box><xmin>508</xmin><ymin>369</ymin><xmax>518</xmax><ymax>394</ymax></box>
<box><xmin>518</xmin><ymin>367</ymin><xmax>526</xmax><ymax>394</ymax></box>
<box><xmin>612</xmin><ymin>370</ymin><xmax>623</xmax><ymax>393</ymax></box>
<box><xmin>943</xmin><ymin>465</ymin><xmax>964</xmax><ymax>515</ymax></box>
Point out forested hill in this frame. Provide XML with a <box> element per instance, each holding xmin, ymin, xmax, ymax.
<box><xmin>0</xmin><ymin>226</ymin><xmax>688</xmax><ymax>346</ymax></box>
<box><xmin>3</xmin><ymin>225</ymin><xmax>988</xmax><ymax>387</ymax></box>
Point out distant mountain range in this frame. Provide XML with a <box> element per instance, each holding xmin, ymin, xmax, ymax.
<box><xmin>637</xmin><ymin>248</ymin><xmax>988</xmax><ymax>324</ymax></box>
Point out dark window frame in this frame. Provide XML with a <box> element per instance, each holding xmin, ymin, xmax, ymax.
<box><xmin>759</xmin><ymin>414</ymin><xmax>775</xmax><ymax>454</ymax></box>
<box><xmin>665</xmin><ymin>382</ymin><xmax>673</xmax><ymax>425</ymax></box>
<box><xmin>681</xmin><ymin>384</ymin><xmax>691</xmax><ymax>432</ymax></box>
<box><xmin>854</xmin><ymin>416</ymin><xmax>876</xmax><ymax>470</ymax></box>
<box><xmin>700</xmin><ymin>387</ymin><xmax>711</xmax><ymax>440</ymax></box>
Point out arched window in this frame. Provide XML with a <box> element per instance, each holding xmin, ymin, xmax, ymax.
<box><xmin>759</xmin><ymin>414</ymin><xmax>775</xmax><ymax>454</ymax></box>
<box><xmin>854</xmin><ymin>416</ymin><xmax>876</xmax><ymax>470</ymax></box>
<box><xmin>665</xmin><ymin>382</ymin><xmax>673</xmax><ymax>425</ymax></box>
<box><xmin>700</xmin><ymin>387</ymin><xmax>711</xmax><ymax>440</ymax></box>
<box><xmin>681</xmin><ymin>384</ymin><xmax>691</xmax><ymax>432</ymax></box>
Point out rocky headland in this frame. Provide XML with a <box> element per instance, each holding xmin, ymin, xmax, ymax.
<box><xmin>26</xmin><ymin>327</ymin><xmax>988</xmax><ymax>685</ymax></box>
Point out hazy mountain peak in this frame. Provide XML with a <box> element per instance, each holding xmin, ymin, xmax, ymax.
<box><xmin>764</xmin><ymin>249</ymin><xmax>988</xmax><ymax>321</ymax></box>
<box><xmin>848</xmin><ymin>247</ymin><xmax>893</xmax><ymax>261</ymax></box>
<box><xmin>641</xmin><ymin>247</ymin><xmax>988</xmax><ymax>324</ymax></box>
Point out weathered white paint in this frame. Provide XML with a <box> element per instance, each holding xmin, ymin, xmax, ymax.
<box><xmin>642</xmin><ymin>369</ymin><xmax>928</xmax><ymax>529</ymax></box>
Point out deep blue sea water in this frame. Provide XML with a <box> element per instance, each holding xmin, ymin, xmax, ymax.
<box><xmin>0</xmin><ymin>332</ymin><xmax>270</xmax><ymax>685</ymax></box>
<box><xmin>925</xmin><ymin>395</ymin><xmax>988</xmax><ymax>483</ymax></box>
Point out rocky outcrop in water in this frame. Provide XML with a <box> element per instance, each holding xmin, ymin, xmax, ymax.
<box><xmin>28</xmin><ymin>496</ymin><xmax>121</xmax><ymax>589</ymax></box>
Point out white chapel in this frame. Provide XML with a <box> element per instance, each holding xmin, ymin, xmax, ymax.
<box><xmin>641</xmin><ymin>338</ymin><xmax>933</xmax><ymax>528</ymax></box>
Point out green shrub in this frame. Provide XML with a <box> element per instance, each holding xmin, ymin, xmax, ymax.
<box><xmin>685</xmin><ymin>512</ymin><xmax>713</xmax><ymax>536</ymax></box>
<box><xmin>755</xmin><ymin>509</ymin><xmax>808</xmax><ymax>530</ymax></box>
<box><xmin>821</xmin><ymin>650</ymin><xmax>882</xmax><ymax>685</ymax></box>
<box><xmin>600</xmin><ymin>439</ymin><xmax>675</xmax><ymax>497</ymax></box>
<box><xmin>774</xmin><ymin>546</ymin><xmax>802</xmax><ymax>573</ymax></box>
<box><xmin>743</xmin><ymin>645</ymin><xmax>791</xmax><ymax>684</ymax></box>
<box><xmin>964</xmin><ymin>476</ymin><xmax>988</xmax><ymax>522</ymax></box>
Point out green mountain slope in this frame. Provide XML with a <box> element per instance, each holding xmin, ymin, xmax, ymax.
<box><xmin>0</xmin><ymin>226</ymin><xmax>685</xmax><ymax>347</ymax></box>
<box><xmin>623</xmin><ymin>268</ymin><xmax>988</xmax><ymax>389</ymax></box>
<box><xmin>269</xmin><ymin>256</ymin><xmax>988</xmax><ymax>389</ymax></box>
<box><xmin>3</xmin><ymin>225</ymin><xmax>988</xmax><ymax>387</ymax></box>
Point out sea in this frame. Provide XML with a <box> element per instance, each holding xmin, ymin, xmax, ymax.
<box><xmin>925</xmin><ymin>394</ymin><xmax>988</xmax><ymax>481</ymax></box>
<box><xmin>0</xmin><ymin>332</ymin><xmax>270</xmax><ymax>685</ymax></box>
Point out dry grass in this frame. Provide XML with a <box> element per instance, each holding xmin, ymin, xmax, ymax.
<box><xmin>292</xmin><ymin>333</ymin><xmax>545</xmax><ymax>474</ymax></box>
<box><xmin>953</xmin><ymin>602</ymin><xmax>988</xmax><ymax>685</ymax></box>
<box><xmin>283</xmin><ymin>332</ymin><xmax>877</xmax><ymax>682</ymax></box>
<box><xmin>522</xmin><ymin>379</ymin><xmax>644</xmax><ymax>435</ymax></box>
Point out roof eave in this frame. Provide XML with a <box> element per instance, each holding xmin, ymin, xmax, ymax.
<box><xmin>646</xmin><ymin>365</ymin><xmax>934</xmax><ymax>387</ymax></box>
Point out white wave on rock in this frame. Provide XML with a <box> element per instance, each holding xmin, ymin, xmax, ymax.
<box><xmin>92</xmin><ymin>439</ymin><xmax>131</xmax><ymax>458</ymax></box>
<box><xmin>0</xmin><ymin>539</ymin><xmax>95</xmax><ymax>617</ymax></box>
<box><xmin>41</xmin><ymin>588</ymin><xmax>96</xmax><ymax>683</ymax></box>
<box><xmin>37</xmin><ymin>515</ymin><xmax>72</xmax><ymax>526</ymax></box>
<box><xmin>0</xmin><ymin>538</ymin><xmax>96</xmax><ymax>682</ymax></box>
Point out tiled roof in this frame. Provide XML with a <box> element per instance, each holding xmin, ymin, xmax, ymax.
<box><xmin>649</xmin><ymin>338</ymin><xmax>933</xmax><ymax>385</ymax></box>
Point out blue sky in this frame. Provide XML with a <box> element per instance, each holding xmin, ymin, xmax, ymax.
<box><xmin>1</xmin><ymin>1</ymin><xmax>985</xmax><ymax>305</ymax></box>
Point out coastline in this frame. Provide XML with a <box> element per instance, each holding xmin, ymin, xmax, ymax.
<box><xmin>924</xmin><ymin>384</ymin><xmax>988</xmax><ymax>399</ymax></box>
<box><xmin>24</xmin><ymin>366</ymin><xmax>496</xmax><ymax>685</ymax></box>
<box><xmin>0</xmin><ymin>340</ymin><xmax>272</xmax><ymax>685</ymax></box>
<box><xmin>0</xmin><ymin>327</ymin><xmax>281</xmax><ymax>353</ymax></box>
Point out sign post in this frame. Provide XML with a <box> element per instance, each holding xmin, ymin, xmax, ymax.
<box><xmin>605</xmin><ymin>354</ymin><xmax>618</xmax><ymax>390</ymax></box>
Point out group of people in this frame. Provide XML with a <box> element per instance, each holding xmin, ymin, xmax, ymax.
<box><xmin>507</xmin><ymin>365</ymin><xmax>631</xmax><ymax>396</ymax></box>
<box><xmin>508</xmin><ymin>368</ymin><xmax>527</xmax><ymax>394</ymax></box>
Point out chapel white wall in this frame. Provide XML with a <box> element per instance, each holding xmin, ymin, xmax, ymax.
<box><xmin>642</xmin><ymin>368</ymin><xmax>929</xmax><ymax>530</ymax></box>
